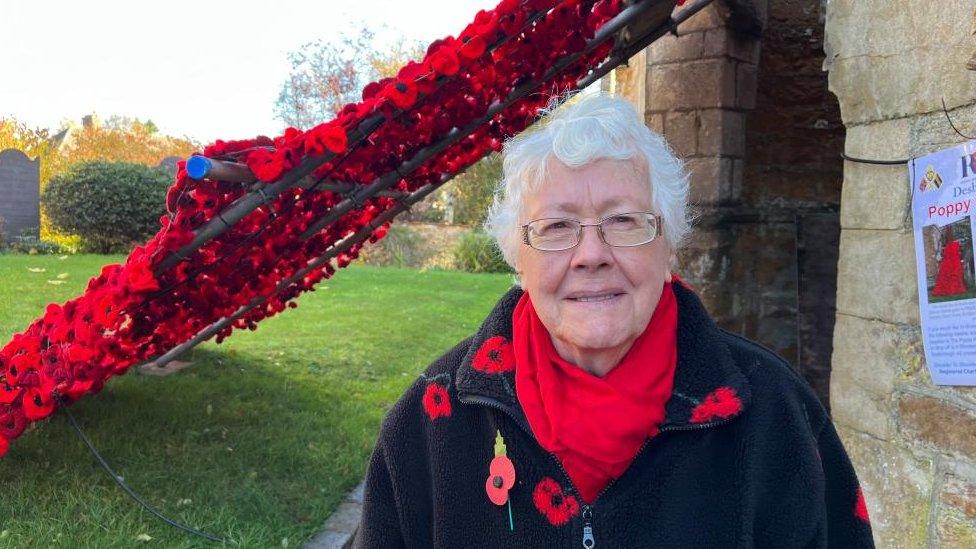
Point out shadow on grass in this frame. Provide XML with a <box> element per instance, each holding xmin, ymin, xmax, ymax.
<box><xmin>0</xmin><ymin>347</ymin><xmax>387</xmax><ymax>547</ymax></box>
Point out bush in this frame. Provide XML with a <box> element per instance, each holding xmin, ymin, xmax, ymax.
<box><xmin>453</xmin><ymin>232</ymin><xmax>512</xmax><ymax>273</ymax></box>
<box><xmin>42</xmin><ymin>161</ymin><xmax>170</xmax><ymax>253</ymax></box>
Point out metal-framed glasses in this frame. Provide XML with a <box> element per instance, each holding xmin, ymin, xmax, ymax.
<box><xmin>521</xmin><ymin>212</ymin><xmax>663</xmax><ymax>251</ymax></box>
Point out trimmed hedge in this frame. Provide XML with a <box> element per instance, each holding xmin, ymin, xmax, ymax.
<box><xmin>42</xmin><ymin>161</ymin><xmax>170</xmax><ymax>253</ymax></box>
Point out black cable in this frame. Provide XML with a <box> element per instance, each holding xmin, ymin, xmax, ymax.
<box><xmin>840</xmin><ymin>152</ymin><xmax>910</xmax><ymax>165</ymax></box>
<box><xmin>57</xmin><ymin>397</ymin><xmax>226</xmax><ymax>544</ymax></box>
<box><xmin>942</xmin><ymin>96</ymin><xmax>976</xmax><ymax>140</ymax></box>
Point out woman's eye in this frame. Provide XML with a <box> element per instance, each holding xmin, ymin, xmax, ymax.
<box><xmin>607</xmin><ymin>215</ymin><xmax>637</xmax><ymax>225</ymax></box>
<box><xmin>543</xmin><ymin>220</ymin><xmax>570</xmax><ymax>231</ymax></box>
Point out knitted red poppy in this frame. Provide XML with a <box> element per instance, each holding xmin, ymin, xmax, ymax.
<box><xmin>0</xmin><ymin>378</ymin><xmax>20</xmax><ymax>405</ymax></box>
<box><xmin>427</xmin><ymin>45</ymin><xmax>460</xmax><ymax>76</ymax></box>
<box><xmin>689</xmin><ymin>386</ymin><xmax>742</xmax><ymax>424</ymax></box>
<box><xmin>304</xmin><ymin>123</ymin><xmax>348</xmax><ymax>156</ymax></box>
<box><xmin>422</xmin><ymin>383</ymin><xmax>452</xmax><ymax>420</ymax></box>
<box><xmin>23</xmin><ymin>386</ymin><xmax>55</xmax><ymax>421</ymax></box>
<box><xmin>854</xmin><ymin>486</ymin><xmax>870</xmax><ymax>523</ymax></box>
<box><xmin>472</xmin><ymin>336</ymin><xmax>515</xmax><ymax>373</ymax></box>
<box><xmin>532</xmin><ymin>477</ymin><xmax>579</xmax><ymax>526</ymax></box>
<box><xmin>245</xmin><ymin>148</ymin><xmax>290</xmax><ymax>182</ymax></box>
<box><xmin>0</xmin><ymin>406</ymin><xmax>26</xmax><ymax>439</ymax></box>
<box><xmin>381</xmin><ymin>80</ymin><xmax>420</xmax><ymax>109</ymax></box>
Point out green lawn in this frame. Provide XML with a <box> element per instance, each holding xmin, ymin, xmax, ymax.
<box><xmin>0</xmin><ymin>254</ymin><xmax>514</xmax><ymax>547</ymax></box>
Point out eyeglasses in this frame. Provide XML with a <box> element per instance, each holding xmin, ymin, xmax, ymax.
<box><xmin>521</xmin><ymin>212</ymin><xmax>663</xmax><ymax>251</ymax></box>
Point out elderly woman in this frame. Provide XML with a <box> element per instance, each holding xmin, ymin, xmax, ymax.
<box><xmin>354</xmin><ymin>93</ymin><xmax>875</xmax><ymax>548</ymax></box>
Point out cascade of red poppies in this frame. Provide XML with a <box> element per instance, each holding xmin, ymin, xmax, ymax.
<box><xmin>0</xmin><ymin>0</ymin><xmax>683</xmax><ymax>456</ymax></box>
<box><xmin>932</xmin><ymin>232</ymin><xmax>968</xmax><ymax>296</ymax></box>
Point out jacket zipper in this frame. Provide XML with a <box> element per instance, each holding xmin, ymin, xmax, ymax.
<box><xmin>459</xmin><ymin>393</ymin><xmax>739</xmax><ymax>548</ymax></box>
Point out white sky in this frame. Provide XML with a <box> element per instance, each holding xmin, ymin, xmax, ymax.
<box><xmin>0</xmin><ymin>0</ymin><xmax>497</xmax><ymax>144</ymax></box>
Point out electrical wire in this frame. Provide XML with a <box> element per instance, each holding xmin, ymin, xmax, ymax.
<box><xmin>57</xmin><ymin>397</ymin><xmax>227</xmax><ymax>544</ymax></box>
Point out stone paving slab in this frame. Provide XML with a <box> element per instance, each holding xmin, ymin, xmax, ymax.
<box><xmin>304</xmin><ymin>481</ymin><xmax>365</xmax><ymax>549</ymax></box>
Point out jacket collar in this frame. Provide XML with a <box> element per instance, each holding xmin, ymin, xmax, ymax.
<box><xmin>455</xmin><ymin>283</ymin><xmax>753</xmax><ymax>432</ymax></box>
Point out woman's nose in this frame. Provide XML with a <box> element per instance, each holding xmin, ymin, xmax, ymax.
<box><xmin>570</xmin><ymin>224</ymin><xmax>613</xmax><ymax>269</ymax></box>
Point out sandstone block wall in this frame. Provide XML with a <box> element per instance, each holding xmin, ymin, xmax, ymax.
<box><xmin>613</xmin><ymin>0</ymin><xmax>843</xmax><ymax>408</ymax></box>
<box><xmin>826</xmin><ymin>0</ymin><xmax>976</xmax><ymax>546</ymax></box>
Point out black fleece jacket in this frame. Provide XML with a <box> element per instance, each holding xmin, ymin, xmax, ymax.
<box><xmin>354</xmin><ymin>284</ymin><xmax>876</xmax><ymax>548</ymax></box>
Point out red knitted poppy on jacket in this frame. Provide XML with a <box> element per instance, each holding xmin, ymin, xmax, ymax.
<box><xmin>512</xmin><ymin>282</ymin><xmax>678</xmax><ymax>503</ymax></box>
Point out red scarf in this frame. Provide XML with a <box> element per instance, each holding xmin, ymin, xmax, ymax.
<box><xmin>513</xmin><ymin>283</ymin><xmax>678</xmax><ymax>503</ymax></box>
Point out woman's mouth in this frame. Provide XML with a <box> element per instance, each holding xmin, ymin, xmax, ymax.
<box><xmin>567</xmin><ymin>292</ymin><xmax>623</xmax><ymax>303</ymax></box>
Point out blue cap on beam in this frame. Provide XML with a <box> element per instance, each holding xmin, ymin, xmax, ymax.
<box><xmin>186</xmin><ymin>155</ymin><xmax>212</xmax><ymax>180</ymax></box>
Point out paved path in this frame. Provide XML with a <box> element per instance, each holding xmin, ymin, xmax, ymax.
<box><xmin>304</xmin><ymin>481</ymin><xmax>365</xmax><ymax>549</ymax></box>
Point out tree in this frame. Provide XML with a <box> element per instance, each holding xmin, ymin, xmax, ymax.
<box><xmin>59</xmin><ymin>118</ymin><xmax>196</xmax><ymax>168</ymax></box>
<box><xmin>0</xmin><ymin>119</ymin><xmax>66</xmax><ymax>188</ymax></box>
<box><xmin>275</xmin><ymin>27</ymin><xmax>424</xmax><ymax>128</ymax></box>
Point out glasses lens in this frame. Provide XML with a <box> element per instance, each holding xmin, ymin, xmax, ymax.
<box><xmin>526</xmin><ymin>218</ymin><xmax>579</xmax><ymax>250</ymax></box>
<box><xmin>601</xmin><ymin>213</ymin><xmax>657</xmax><ymax>246</ymax></box>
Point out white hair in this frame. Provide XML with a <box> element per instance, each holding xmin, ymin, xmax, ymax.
<box><xmin>484</xmin><ymin>92</ymin><xmax>691</xmax><ymax>270</ymax></box>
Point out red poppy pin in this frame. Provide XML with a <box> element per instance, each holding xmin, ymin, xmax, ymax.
<box><xmin>486</xmin><ymin>430</ymin><xmax>516</xmax><ymax>504</ymax></box>
<box><xmin>486</xmin><ymin>430</ymin><xmax>516</xmax><ymax>530</ymax></box>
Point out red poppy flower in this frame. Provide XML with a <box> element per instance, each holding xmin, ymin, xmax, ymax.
<box><xmin>0</xmin><ymin>406</ymin><xmax>27</xmax><ymax>439</ymax></box>
<box><xmin>427</xmin><ymin>45</ymin><xmax>460</xmax><ymax>76</ymax></box>
<box><xmin>689</xmin><ymin>386</ymin><xmax>742</xmax><ymax>423</ymax></box>
<box><xmin>23</xmin><ymin>386</ymin><xmax>56</xmax><ymax>421</ymax></box>
<box><xmin>245</xmin><ymin>148</ymin><xmax>287</xmax><ymax>182</ymax></box>
<box><xmin>381</xmin><ymin>79</ymin><xmax>419</xmax><ymax>109</ymax></box>
<box><xmin>459</xmin><ymin>35</ymin><xmax>487</xmax><ymax>59</ymax></box>
<box><xmin>122</xmin><ymin>247</ymin><xmax>159</xmax><ymax>293</ymax></box>
<box><xmin>532</xmin><ymin>477</ymin><xmax>579</xmax><ymax>526</ymax></box>
<box><xmin>854</xmin><ymin>486</ymin><xmax>870</xmax><ymax>523</ymax></box>
<box><xmin>472</xmin><ymin>336</ymin><xmax>515</xmax><ymax>373</ymax></box>
<box><xmin>0</xmin><ymin>435</ymin><xmax>7</xmax><ymax>457</ymax></box>
<box><xmin>304</xmin><ymin>124</ymin><xmax>348</xmax><ymax>156</ymax></box>
<box><xmin>485</xmin><ymin>454</ymin><xmax>516</xmax><ymax>505</ymax></box>
<box><xmin>6</xmin><ymin>353</ymin><xmax>35</xmax><ymax>385</ymax></box>
<box><xmin>0</xmin><ymin>378</ymin><xmax>21</xmax><ymax>405</ymax></box>
<box><xmin>422</xmin><ymin>382</ymin><xmax>452</xmax><ymax>420</ymax></box>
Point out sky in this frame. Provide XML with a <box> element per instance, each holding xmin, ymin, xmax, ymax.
<box><xmin>0</xmin><ymin>0</ymin><xmax>497</xmax><ymax>144</ymax></box>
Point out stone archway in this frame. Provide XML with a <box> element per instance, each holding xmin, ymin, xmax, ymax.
<box><xmin>610</xmin><ymin>0</ymin><xmax>843</xmax><ymax>410</ymax></box>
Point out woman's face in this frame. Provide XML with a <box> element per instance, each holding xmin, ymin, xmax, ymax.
<box><xmin>515</xmin><ymin>158</ymin><xmax>672</xmax><ymax>371</ymax></box>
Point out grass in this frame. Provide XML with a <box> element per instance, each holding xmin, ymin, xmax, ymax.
<box><xmin>0</xmin><ymin>253</ymin><xmax>515</xmax><ymax>547</ymax></box>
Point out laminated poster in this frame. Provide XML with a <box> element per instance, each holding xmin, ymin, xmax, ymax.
<box><xmin>911</xmin><ymin>141</ymin><xmax>976</xmax><ymax>385</ymax></box>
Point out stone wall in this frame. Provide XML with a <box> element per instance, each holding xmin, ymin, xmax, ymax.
<box><xmin>612</xmin><ymin>0</ymin><xmax>843</xmax><ymax>408</ymax></box>
<box><xmin>826</xmin><ymin>0</ymin><xmax>976</xmax><ymax>546</ymax></box>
